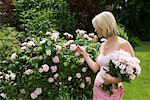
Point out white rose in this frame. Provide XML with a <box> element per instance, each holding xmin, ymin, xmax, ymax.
<box><xmin>51</xmin><ymin>32</ymin><xmax>59</xmax><ymax>41</ymax></box>
<box><xmin>40</xmin><ymin>39</ymin><xmax>46</xmax><ymax>45</ymax></box>
<box><xmin>129</xmin><ymin>74</ymin><xmax>136</xmax><ymax>80</ymax></box>
<box><xmin>126</xmin><ymin>66</ymin><xmax>134</xmax><ymax>74</ymax></box>
<box><xmin>20</xmin><ymin>89</ymin><xmax>26</xmax><ymax>94</ymax></box>
<box><xmin>10</xmin><ymin>73</ymin><xmax>16</xmax><ymax>80</ymax></box>
<box><xmin>45</xmin><ymin>50</ymin><xmax>51</xmax><ymax>56</ymax></box>
<box><xmin>63</xmin><ymin>40</ymin><xmax>74</xmax><ymax>47</ymax></box>
<box><xmin>21</xmin><ymin>42</ymin><xmax>27</xmax><ymax>46</ymax></box>
<box><xmin>5</xmin><ymin>74</ymin><xmax>10</xmax><ymax>80</ymax></box>
<box><xmin>79</xmin><ymin>30</ymin><xmax>86</xmax><ymax>35</ymax></box>
<box><xmin>46</xmin><ymin>31</ymin><xmax>51</xmax><ymax>35</ymax></box>
<box><xmin>68</xmin><ymin>76</ymin><xmax>72</xmax><ymax>81</ymax></box>
<box><xmin>54</xmin><ymin>73</ymin><xmax>59</xmax><ymax>79</ymax></box>
<box><xmin>133</xmin><ymin>57</ymin><xmax>140</xmax><ymax>64</ymax></box>
<box><xmin>80</xmin><ymin>58</ymin><xmax>85</xmax><ymax>64</ymax></box>
<box><xmin>27</xmin><ymin>41</ymin><xmax>35</xmax><ymax>48</ymax></box>
<box><xmin>75</xmin><ymin>29</ymin><xmax>80</xmax><ymax>34</ymax></box>
<box><xmin>135</xmin><ymin>64</ymin><xmax>141</xmax><ymax>75</ymax></box>
<box><xmin>70</xmin><ymin>44</ymin><xmax>77</xmax><ymax>51</ymax></box>
<box><xmin>24</xmin><ymin>69</ymin><xmax>33</xmax><ymax>75</ymax></box>
<box><xmin>21</xmin><ymin>46</ymin><xmax>27</xmax><ymax>52</ymax></box>
<box><xmin>35</xmin><ymin>88</ymin><xmax>42</xmax><ymax>95</ymax></box>
<box><xmin>83</xmin><ymin>34</ymin><xmax>89</xmax><ymax>39</ymax></box>
<box><xmin>87</xmin><ymin>37</ymin><xmax>93</xmax><ymax>41</ymax></box>
<box><xmin>63</xmin><ymin>32</ymin><xmax>68</xmax><ymax>36</ymax></box>
<box><xmin>68</xmin><ymin>34</ymin><xmax>73</xmax><ymax>38</ymax></box>
<box><xmin>7</xmin><ymin>70</ymin><xmax>12</xmax><ymax>74</ymax></box>
<box><xmin>118</xmin><ymin>64</ymin><xmax>126</xmax><ymax>71</ymax></box>
<box><xmin>55</xmin><ymin>45</ymin><xmax>62</xmax><ymax>51</ymax></box>
<box><xmin>39</xmin><ymin>68</ymin><xmax>43</xmax><ymax>73</ymax></box>
<box><xmin>10</xmin><ymin>53</ymin><xmax>17</xmax><ymax>62</ymax></box>
<box><xmin>89</xmin><ymin>33</ymin><xmax>95</xmax><ymax>37</ymax></box>
<box><xmin>79</xmin><ymin>82</ymin><xmax>85</xmax><ymax>88</ymax></box>
<box><xmin>120</xmin><ymin>69</ymin><xmax>126</xmax><ymax>74</ymax></box>
<box><xmin>0</xmin><ymin>76</ymin><xmax>3</xmax><ymax>79</ymax></box>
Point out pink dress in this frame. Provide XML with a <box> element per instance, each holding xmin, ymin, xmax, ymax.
<box><xmin>93</xmin><ymin>52</ymin><xmax>124</xmax><ymax>100</ymax></box>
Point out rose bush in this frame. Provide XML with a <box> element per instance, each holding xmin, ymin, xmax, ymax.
<box><xmin>0</xmin><ymin>30</ymin><xmax>101</xmax><ymax>99</ymax></box>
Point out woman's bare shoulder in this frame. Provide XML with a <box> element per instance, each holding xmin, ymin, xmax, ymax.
<box><xmin>118</xmin><ymin>37</ymin><xmax>135</xmax><ymax>56</ymax></box>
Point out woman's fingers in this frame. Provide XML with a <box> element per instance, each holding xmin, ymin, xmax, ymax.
<box><xmin>76</xmin><ymin>45</ymin><xmax>80</xmax><ymax>52</ymax></box>
<box><xmin>76</xmin><ymin>45</ymin><xmax>83</xmax><ymax>52</ymax></box>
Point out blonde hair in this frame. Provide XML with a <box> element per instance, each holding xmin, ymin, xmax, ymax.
<box><xmin>92</xmin><ymin>11</ymin><xmax>119</xmax><ymax>38</ymax></box>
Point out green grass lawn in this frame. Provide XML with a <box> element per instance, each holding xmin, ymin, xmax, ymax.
<box><xmin>123</xmin><ymin>41</ymin><xmax>150</xmax><ymax>100</ymax></box>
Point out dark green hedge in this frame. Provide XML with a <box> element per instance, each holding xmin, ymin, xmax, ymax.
<box><xmin>13</xmin><ymin>0</ymin><xmax>77</xmax><ymax>35</ymax></box>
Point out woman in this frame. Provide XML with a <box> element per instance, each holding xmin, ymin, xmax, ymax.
<box><xmin>77</xmin><ymin>11</ymin><xmax>135</xmax><ymax>100</ymax></box>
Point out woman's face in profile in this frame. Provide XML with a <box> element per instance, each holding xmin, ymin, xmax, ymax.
<box><xmin>94</xmin><ymin>27</ymin><xmax>103</xmax><ymax>38</ymax></box>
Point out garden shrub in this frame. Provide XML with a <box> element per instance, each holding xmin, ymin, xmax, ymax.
<box><xmin>117</xmin><ymin>25</ymin><xmax>128</xmax><ymax>40</ymax></box>
<box><xmin>0</xmin><ymin>26</ymin><xmax>24</xmax><ymax>59</ymax></box>
<box><xmin>0</xmin><ymin>29</ymin><xmax>100</xmax><ymax>99</ymax></box>
<box><xmin>13</xmin><ymin>0</ymin><xmax>77</xmax><ymax>35</ymax></box>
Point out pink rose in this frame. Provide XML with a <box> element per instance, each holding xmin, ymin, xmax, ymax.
<box><xmin>51</xmin><ymin>32</ymin><xmax>59</xmax><ymax>41</ymax></box>
<box><xmin>82</xmin><ymin>67</ymin><xmax>87</xmax><ymax>73</ymax></box>
<box><xmin>52</xmin><ymin>56</ymin><xmax>60</xmax><ymax>63</ymax></box>
<box><xmin>0</xmin><ymin>93</ymin><xmax>6</xmax><ymax>99</ymax></box>
<box><xmin>30</xmin><ymin>92</ymin><xmax>38</xmax><ymax>99</ymax></box>
<box><xmin>68</xmin><ymin>76</ymin><xmax>72</xmax><ymax>81</ymax></box>
<box><xmin>50</xmin><ymin>66</ymin><xmax>57</xmax><ymax>73</ymax></box>
<box><xmin>48</xmin><ymin>77</ymin><xmax>54</xmax><ymax>83</ymax></box>
<box><xmin>76</xmin><ymin>73</ymin><xmax>81</xmax><ymax>79</ymax></box>
<box><xmin>85</xmin><ymin>77</ymin><xmax>91</xmax><ymax>84</ymax></box>
<box><xmin>42</xmin><ymin>64</ymin><xmax>49</xmax><ymax>72</ymax></box>
<box><xmin>63</xmin><ymin>40</ymin><xmax>74</xmax><ymax>47</ymax></box>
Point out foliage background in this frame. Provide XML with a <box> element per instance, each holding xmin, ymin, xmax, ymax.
<box><xmin>13</xmin><ymin>0</ymin><xmax>77</xmax><ymax>36</ymax></box>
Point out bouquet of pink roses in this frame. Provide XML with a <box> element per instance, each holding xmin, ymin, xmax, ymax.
<box><xmin>100</xmin><ymin>50</ymin><xmax>141</xmax><ymax>95</ymax></box>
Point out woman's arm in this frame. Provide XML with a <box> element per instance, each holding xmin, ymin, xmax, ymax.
<box><xmin>77</xmin><ymin>46</ymin><xmax>100</xmax><ymax>73</ymax></box>
<box><xmin>103</xmin><ymin>74</ymin><xmax>122</xmax><ymax>84</ymax></box>
<box><xmin>82</xmin><ymin>52</ymin><xmax>100</xmax><ymax>73</ymax></box>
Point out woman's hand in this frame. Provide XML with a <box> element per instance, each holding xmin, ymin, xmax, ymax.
<box><xmin>103</xmin><ymin>74</ymin><xmax>116</xmax><ymax>84</ymax></box>
<box><xmin>76</xmin><ymin>45</ymin><xmax>99</xmax><ymax>73</ymax></box>
<box><xmin>76</xmin><ymin>45</ymin><xmax>88</xmax><ymax>57</ymax></box>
